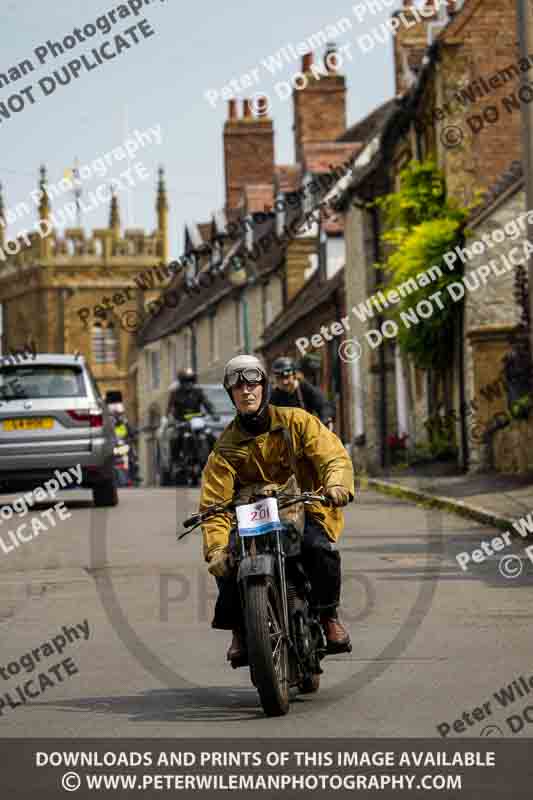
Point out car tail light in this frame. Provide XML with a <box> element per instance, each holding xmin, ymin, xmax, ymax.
<box><xmin>66</xmin><ymin>410</ymin><xmax>103</xmax><ymax>428</ymax></box>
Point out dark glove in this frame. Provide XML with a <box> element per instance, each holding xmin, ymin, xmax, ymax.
<box><xmin>325</xmin><ymin>486</ymin><xmax>351</xmax><ymax>507</ymax></box>
<box><xmin>207</xmin><ymin>548</ymin><xmax>230</xmax><ymax>577</ymax></box>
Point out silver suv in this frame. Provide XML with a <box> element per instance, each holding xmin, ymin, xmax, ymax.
<box><xmin>0</xmin><ymin>353</ymin><xmax>118</xmax><ymax>506</ymax></box>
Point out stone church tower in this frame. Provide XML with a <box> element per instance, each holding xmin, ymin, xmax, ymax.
<box><xmin>0</xmin><ymin>166</ymin><xmax>169</xmax><ymax>424</ymax></box>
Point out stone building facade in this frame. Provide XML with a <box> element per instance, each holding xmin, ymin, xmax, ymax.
<box><xmin>461</xmin><ymin>163</ymin><xmax>529</xmax><ymax>471</ymax></box>
<box><xmin>0</xmin><ymin>167</ymin><xmax>168</xmax><ymax>425</ymax></box>
<box><xmin>137</xmin><ymin>259</ymin><xmax>287</xmax><ymax>486</ymax></box>
<box><xmin>136</xmin><ymin>47</ymin><xmax>361</xmax><ymax>484</ymax></box>
<box><xmin>332</xmin><ymin>0</ymin><xmax>530</xmax><ymax>474</ymax></box>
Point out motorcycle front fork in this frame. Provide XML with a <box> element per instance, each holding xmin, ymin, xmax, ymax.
<box><xmin>274</xmin><ymin>531</ymin><xmax>290</xmax><ymax>640</ymax></box>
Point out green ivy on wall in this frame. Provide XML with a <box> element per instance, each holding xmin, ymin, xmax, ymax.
<box><xmin>373</xmin><ymin>160</ymin><xmax>478</xmax><ymax>369</ymax></box>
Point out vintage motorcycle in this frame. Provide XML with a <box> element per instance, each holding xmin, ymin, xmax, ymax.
<box><xmin>111</xmin><ymin>418</ymin><xmax>131</xmax><ymax>487</ymax></box>
<box><xmin>172</xmin><ymin>412</ymin><xmax>215</xmax><ymax>486</ymax></box>
<box><xmin>179</xmin><ymin>485</ymin><xmax>348</xmax><ymax>717</ymax></box>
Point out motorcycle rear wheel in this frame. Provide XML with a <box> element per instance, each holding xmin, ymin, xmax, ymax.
<box><xmin>245</xmin><ymin>578</ymin><xmax>290</xmax><ymax>717</ymax></box>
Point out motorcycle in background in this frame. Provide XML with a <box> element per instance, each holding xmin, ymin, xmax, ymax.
<box><xmin>172</xmin><ymin>412</ymin><xmax>215</xmax><ymax>487</ymax></box>
<box><xmin>105</xmin><ymin>390</ymin><xmax>140</xmax><ymax>488</ymax></box>
<box><xmin>112</xmin><ymin>420</ymin><xmax>130</xmax><ymax>487</ymax></box>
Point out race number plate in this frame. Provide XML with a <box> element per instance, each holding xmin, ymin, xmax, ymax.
<box><xmin>236</xmin><ymin>497</ymin><xmax>281</xmax><ymax>537</ymax></box>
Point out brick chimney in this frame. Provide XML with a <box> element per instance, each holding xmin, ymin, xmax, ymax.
<box><xmin>292</xmin><ymin>50</ymin><xmax>346</xmax><ymax>165</ymax></box>
<box><xmin>223</xmin><ymin>99</ymin><xmax>275</xmax><ymax>211</ymax></box>
<box><xmin>393</xmin><ymin>1</ymin><xmax>435</xmax><ymax>95</ymax></box>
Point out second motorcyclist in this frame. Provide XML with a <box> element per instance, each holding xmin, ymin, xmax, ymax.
<box><xmin>167</xmin><ymin>368</ymin><xmax>217</xmax><ymax>463</ymax></box>
<box><xmin>270</xmin><ymin>356</ymin><xmax>334</xmax><ymax>429</ymax></box>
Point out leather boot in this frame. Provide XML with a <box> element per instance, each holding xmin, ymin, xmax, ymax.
<box><xmin>320</xmin><ymin>614</ymin><xmax>352</xmax><ymax>654</ymax></box>
<box><xmin>226</xmin><ymin>630</ymin><xmax>247</xmax><ymax>665</ymax></box>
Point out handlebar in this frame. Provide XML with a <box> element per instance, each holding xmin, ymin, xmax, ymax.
<box><xmin>178</xmin><ymin>491</ymin><xmax>331</xmax><ymax>539</ymax></box>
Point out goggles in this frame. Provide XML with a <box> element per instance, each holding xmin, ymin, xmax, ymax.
<box><xmin>225</xmin><ymin>367</ymin><xmax>264</xmax><ymax>388</ymax></box>
<box><xmin>275</xmin><ymin>370</ymin><xmax>294</xmax><ymax>378</ymax></box>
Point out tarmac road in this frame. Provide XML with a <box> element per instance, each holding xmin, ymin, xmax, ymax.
<box><xmin>1</xmin><ymin>482</ymin><xmax>533</xmax><ymax>738</ymax></box>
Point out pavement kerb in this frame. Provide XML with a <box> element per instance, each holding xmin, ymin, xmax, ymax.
<box><xmin>360</xmin><ymin>475</ymin><xmax>519</xmax><ymax>534</ymax></box>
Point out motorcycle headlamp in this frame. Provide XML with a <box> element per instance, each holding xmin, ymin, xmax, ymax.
<box><xmin>224</xmin><ymin>367</ymin><xmax>264</xmax><ymax>388</ymax></box>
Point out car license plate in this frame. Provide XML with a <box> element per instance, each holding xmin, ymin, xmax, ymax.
<box><xmin>2</xmin><ymin>417</ymin><xmax>54</xmax><ymax>431</ymax></box>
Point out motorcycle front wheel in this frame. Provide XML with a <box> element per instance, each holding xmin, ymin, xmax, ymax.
<box><xmin>245</xmin><ymin>577</ymin><xmax>290</xmax><ymax>717</ymax></box>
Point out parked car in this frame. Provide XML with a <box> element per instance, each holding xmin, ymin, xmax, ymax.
<box><xmin>0</xmin><ymin>354</ymin><xmax>118</xmax><ymax>506</ymax></box>
<box><xmin>156</xmin><ymin>383</ymin><xmax>234</xmax><ymax>486</ymax></box>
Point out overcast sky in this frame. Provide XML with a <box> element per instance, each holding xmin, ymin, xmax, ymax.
<box><xmin>0</xmin><ymin>0</ymin><xmax>407</xmax><ymax>256</ymax></box>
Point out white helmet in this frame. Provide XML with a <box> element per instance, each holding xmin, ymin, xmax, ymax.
<box><xmin>223</xmin><ymin>354</ymin><xmax>271</xmax><ymax>417</ymax></box>
<box><xmin>223</xmin><ymin>354</ymin><xmax>267</xmax><ymax>389</ymax></box>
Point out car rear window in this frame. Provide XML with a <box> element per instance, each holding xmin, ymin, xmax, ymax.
<box><xmin>202</xmin><ymin>386</ymin><xmax>234</xmax><ymax>414</ymax></box>
<box><xmin>0</xmin><ymin>365</ymin><xmax>86</xmax><ymax>399</ymax></box>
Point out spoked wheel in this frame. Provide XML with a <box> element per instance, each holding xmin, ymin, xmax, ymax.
<box><xmin>245</xmin><ymin>577</ymin><xmax>290</xmax><ymax>717</ymax></box>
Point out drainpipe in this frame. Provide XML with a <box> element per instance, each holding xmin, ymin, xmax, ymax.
<box><xmin>458</xmin><ymin>289</ymin><xmax>469</xmax><ymax>471</ymax></box>
<box><xmin>517</xmin><ymin>0</ymin><xmax>533</xmax><ymax>359</ymax></box>
<box><xmin>333</xmin><ymin>284</ymin><xmax>344</xmax><ymax>440</ymax></box>
<box><xmin>371</xmin><ymin>204</ymin><xmax>388</xmax><ymax>470</ymax></box>
<box><xmin>191</xmin><ymin>324</ymin><xmax>198</xmax><ymax>374</ymax></box>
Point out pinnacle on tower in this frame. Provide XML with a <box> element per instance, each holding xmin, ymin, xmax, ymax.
<box><xmin>109</xmin><ymin>186</ymin><xmax>120</xmax><ymax>236</ymax></box>
<box><xmin>156</xmin><ymin>166</ymin><xmax>169</xmax><ymax>263</ymax></box>
<box><xmin>157</xmin><ymin>166</ymin><xmax>168</xmax><ymax>213</ymax></box>
<box><xmin>38</xmin><ymin>165</ymin><xmax>50</xmax><ymax>222</ymax></box>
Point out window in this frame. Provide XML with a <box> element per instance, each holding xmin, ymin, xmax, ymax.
<box><xmin>303</xmin><ymin>173</ymin><xmax>314</xmax><ymax>215</ymax></box>
<box><xmin>245</xmin><ymin>215</ymin><xmax>254</xmax><ymax>253</ymax></box>
<box><xmin>276</xmin><ymin>192</ymin><xmax>286</xmax><ymax>238</ymax></box>
<box><xmin>150</xmin><ymin>350</ymin><xmax>161</xmax><ymax>390</ymax></box>
<box><xmin>210</xmin><ymin>240</ymin><xmax>223</xmax><ymax>269</ymax></box>
<box><xmin>200</xmin><ymin>385</ymin><xmax>235</xmax><ymax>414</ymax></box>
<box><xmin>104</xmin><ymin>324</ymin><xmax>118</xmax><ymax>363</ymax></box>
<box><xmin>166</xmin><ymin>338</ymin><xmax>177</xmax><ymax>382</ymax></box>
<box><xmin>209</xmin><ymin>311</ymin><xmax>218</xmax><ymax>364</ymax></box>
<box><xmin>92</xmin><ymin>322</ymin><xmax>118</xmax><ymax>364</ymax></box>
<box><xmin>0</xmin><ymin>364</ymin><xmax>85</xmax><ymax>398</ymax></box>
<box><xmin>325</xmin><ymin>236</ymin><xmax>346</xmax><ymax>280</ymax></box>
<box><xmin>144</xmin><ymin>351</ymin><xmax>150</xmax><ymax>385</ymax></box>
<box><xmin>185</xmin><ymin>254</ymin><xmax>197</xmax><ymax>286</ymax></box>
<box><xmin>172</xmin><ymin>338</ymin><xmax>178</xmax><ymax>379</ymax></box>
<box><xmin>305</xmin><ymin>254</ymin><xmax>319</xmax><ymax>281</ymax></box>
<box><xmin>183</xmin><ymin>327</ymin><xmax>194</xmax><ymax>370</ymax></box>
<box><xmin>261</xmin><ymin>283</ymin><xmax>273</xmax><ymax>328</ymax></box>
<box><xmin>234</xmin><ymin>298</ymin><xmax>243</xmax><ymax>349</ymax></box>
<box><xmin>92</xmin><ymin>324</ymin><xmax>106</xmax><ymax>364</ymax></box>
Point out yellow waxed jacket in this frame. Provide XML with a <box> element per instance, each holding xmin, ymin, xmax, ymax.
<box><xmin>200</xmin><ymin>405</ymin><xmax>355</xmax><ymax>561</ymax></box>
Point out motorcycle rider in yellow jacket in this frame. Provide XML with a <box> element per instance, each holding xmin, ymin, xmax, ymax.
<box><xmin>200</xmin><ymin>354</ymin><xmax>355</xmax><ymax>663</ymax></box>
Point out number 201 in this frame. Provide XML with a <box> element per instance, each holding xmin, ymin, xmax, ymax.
<box><xmin>250</xmin><ymin>507</ymin><xmax>270</xmax><ymax>521</ymax></box>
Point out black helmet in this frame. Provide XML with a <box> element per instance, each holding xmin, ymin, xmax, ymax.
<box><xmin>178</xmin><ymin>367</ymin><xmax>196</xmax><ymax>384</ymax></box>
<box><xmin>272</xmin><ymin>356</ymin><xmax>296</xmax><ymax>376</ymax></box>
<box><xmin>297</xmin><ymin>353</ymin><xmax>321</xmax><ymax>373</ymax></box>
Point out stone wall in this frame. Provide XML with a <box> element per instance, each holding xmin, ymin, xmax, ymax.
<box><xmin>492</xmin><ymin>418</ymin><xmax>533</xmax><ymax>473</ymax></box>
<box><xmin>343</xmin><ymin>203</ymin><xmax>385</xmax><ymax>472</ymax></box>
<box><xmin>463</xmin><ymin>186</ymin><xmax>525</xmax><ymax>471</ymax></box>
